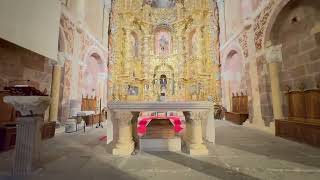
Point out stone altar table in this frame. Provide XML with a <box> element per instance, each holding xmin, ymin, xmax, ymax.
<box><xmin>107</xmin><ymin>101</ymin><xmax>215</xmax><ymax>156</ymax></box>
<box><xmin>4</xmin><ymin>96</ymin><xmax>51</xmax><ymax>176</ymax></box>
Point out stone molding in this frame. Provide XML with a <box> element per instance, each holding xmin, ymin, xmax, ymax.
<box><xmin>108</xmin><ymin>102</ymin><xmax>214</xmax><ymax>112</ymax></box>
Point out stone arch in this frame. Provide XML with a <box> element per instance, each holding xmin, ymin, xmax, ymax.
<box><xmin>263</xmin><ymin>0</ymin><xmax>320</xmax><ymax>120</ymax></box>
<box><xmin>263</xmin><ymin>0</ymin><xmax>292</xmax><ymax>47</ymax></box>
<box><xmin>221</xmin><ymin>46</ymin><xmax>246</xmax><ymax>111</ymax></box>
<box><xmin>82</xmin><ymin>47</ymin><xmax>108</xmax><ymax>105</ymax></box>
<box><xmin>222</xmin><ymin>44</ymin><xmax>244</xmax><ymax>67</ymax></box>
<box><xmin>83</xmin><ymin>46</ymin><xmax>107</xmax><ymax>68</ymax></box>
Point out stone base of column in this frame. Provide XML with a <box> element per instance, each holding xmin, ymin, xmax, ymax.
<box><xmin>3</xmin><ymin>96</ymin><xmax>51</xmax><ymax>176</ymax></box>
<box><xmin>186</xmin><ymin>143</ymin><xmax>209</xmax><ymax>156</ymax></box>
<box><xmin>13</xmin><ymin>117</ymin><xmax>43</xmax><ymax>176</ymax></box>
<box><xmin>112</xmin><ymin>141</ymin><xmax>135</xmax><ymax>156</ymax></box>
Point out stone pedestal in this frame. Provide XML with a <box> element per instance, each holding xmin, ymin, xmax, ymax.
<box><xmin>4</xmin><ymin>96</ymin><xmax>51</xmax><ymax>176</ymax></box>
<box><xmin>112</xmin><ymin>112</ymin><xmax>135</xmax><ymax>156</ymax></box>
<box><xmin>184</xmin><ymin>112</ymin><xmax>209</xmax><ymax>156</ymax></box>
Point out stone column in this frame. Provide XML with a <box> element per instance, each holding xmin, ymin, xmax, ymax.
<box><xmin>205</xmin><ymin>109</ymin><xmax>215</xmax><ymax>143</ymax></box>
<box><xmin>103</xmin><ymin>0</ymin><xmax>112</xmax><ymax>47</ymax></box>
<box><xmin>124</xmin><ymin>29</ymin><xmax>132</xmax><ymax>74</ymax></box>
<box><xmin>183</xmin><ymin>111</ymin><xmax>209</xmax><ymax>155</ymax></box>
<box><xmin>217</xmin><ymin>0</ymin><xmax>226</xmax><ymax>44</ymax></box>
<box><xmin>266</xmin><ymin>44</ymin><xmax>284</xmax><ymax>119</ymax></box>
<box><xmin>4</xmin><ymin>96</ymin><xmax>51</xmax><ymax>176</ymax></box>
<box><xmin>49</xmin><ymin>53</ymin><xmax>65</xmax><ymax>122</ymax></box>
<box><xmin>76</xmin><ymin>0</ymin><xmax>86</xmax><ymax>23</ymax></box>
<box><xmin>112</xmin><ymin>111</ymin><xmax>135</xmax><ymax>156</ymax></box>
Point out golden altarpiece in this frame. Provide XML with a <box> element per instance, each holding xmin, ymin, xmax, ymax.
<box><xmin>108</xmin><ymin>0</ymin><xmax>221</xmax><ymax>103</ymax></box>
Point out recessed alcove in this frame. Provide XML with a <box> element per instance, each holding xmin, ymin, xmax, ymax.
<box><xmin>144</xmin><ymin>0</ymin><xmax>176</xmax><ymax>8</ymax></box>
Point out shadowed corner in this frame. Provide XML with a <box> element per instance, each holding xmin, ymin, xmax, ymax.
<box><xmin>147</xmin><ymin>151</ymin><xmax>261</xmax><ymax>180</ymax></box>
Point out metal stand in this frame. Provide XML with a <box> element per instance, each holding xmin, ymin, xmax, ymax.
<box><xmin>96</xmin><ymin>100</ymin><xmax>104</xmax><ymax>128</ymax></box>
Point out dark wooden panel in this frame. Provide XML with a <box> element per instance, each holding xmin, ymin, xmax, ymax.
<box><xmin>145</xmin><ymin>119</ymin><xmax>175</xmax><ymax>139</ymax></box>
<box><xmin>287</xmin><ymin>91</ymin><xmax>306</xmax><ymax>118</ymax></box>
<box><xmin>305</xmin><ymin>90</ymin><xmax>320</xmax><ymax>120</ymax></box>
<box><xmin>239</xmin><ymin>96</ymin><xmax>248</xmax><ymax>113</ymax></box>
<box><xmin>226</xmin><ymin>94</ymin><xmax>249</xmax><ymax>125</ymax></box>
<box><xmin>275</xmin><ymin>119</ymin><xmax>320</xmax><ymax>147</ymax></box>
<box><xmin>41</xmin><ymin>121</ymin><xmax>56</xmax><ymax>140</ymax></box>
<box><xmin>225</xmin><ymin>112</ymin><xmax>249</xmax><ymax>125</ymax></box>
<box><xmin>0</xmin><ymin>92</ymin><xmax>16</xmax><ymax>124</ymax></box>
<box><xmin>0</xmin><ymin>124</ymin><xmax>16</xmax><ymax>151</ymax></box>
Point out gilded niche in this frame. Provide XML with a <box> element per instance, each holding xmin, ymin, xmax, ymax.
<box><xmin>108</xmin><ymin>0</ymin><xmax>221</xmax><ymax>103</ymax></box>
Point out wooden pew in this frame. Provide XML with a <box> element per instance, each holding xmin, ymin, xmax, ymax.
<box><xmin>275</xmin><ymin>89</ymin><xmax>320</xmax><ymax>147</ymax></box>
<box><xmin>225</xmin><ymin>93</ymin><xmax>249</xmax><ymax>125</ymax></box>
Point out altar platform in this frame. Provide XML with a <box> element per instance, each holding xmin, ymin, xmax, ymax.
<box><xmin>107</xmin><ymin>101</ymin><xmax>215</xmax><ymax>156</ymax></box>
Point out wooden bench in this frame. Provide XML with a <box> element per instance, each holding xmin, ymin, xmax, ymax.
<box><xmin>225</xmin><ymin>93</ymin><xmax>249</xmax><ymax>125</ymax></box>
<box><xmin>275</xmin><ymin>89</ymin><xmax>320</xmax><ymax>147</ymax></box>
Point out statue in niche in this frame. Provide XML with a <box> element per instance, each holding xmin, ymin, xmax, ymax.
<box><xmin>159</xmin><ymin>35</ymin><xmax>169</xmax><ymax>54</ymax></box>
<box><xmin>145</xmin><ymin>0</ymin><xmax>176</xmax><ymax>8</ymax></box>
<box><xmin>128</xmin><ymin>85</ymin><xmax>139</xmax><ymax>96</ymax></box>
<box><xmin>129</xmin><ymin>33</ymin><xmax>138</xmax><ymax>57</ymax></box>
<box><xmin>160</xmin><ymin>74</ymin><xmax>167</xmax><ymax>95</ymax></box>
<box><xmin>191</xmin><ymin>29</ymin><xmax>202</xmax><ymax>56</ymax></box>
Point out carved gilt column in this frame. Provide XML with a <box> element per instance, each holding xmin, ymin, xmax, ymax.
<box><xmin>266</xmin><ymin>44</ymin><xmax>284</xmax><ymax>120</ymax></box>
<box><xmin>112</xmin><ymin>111</ymin><xmax>135</xmax><ymax>156</ymax></box>
<box><xmin>183</xmin><ymin>111</ymin><xmax>209</xmax><ymax>155</ymax></box>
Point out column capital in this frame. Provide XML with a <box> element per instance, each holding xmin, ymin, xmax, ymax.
<box><xmin>266</xmin><ymin>44</ymin><xmax>283</xmax><ymax>64</ymax></box>
<box><xmin>115</xmin><ymin>111</ymin><xmax>133</xmax><ymax>126</ymax></box>
<box><xmin>51</xmin><ymin>52</ymin><xmax>67</xmax><ymax>67</ymax></box>
<box><xmin>183</xmin><ymin>111</ymin><xmax>209</xmax><ymax>125</ymax></box>
<box><xmin>216</xmin><ymin>0</ymin><xmax>225</xmax><ymax>6</ymax></box>
<box><xmin>4</xmin><ymin>96</ymin><xmax>51</xmax><ymax>117</ymax></box>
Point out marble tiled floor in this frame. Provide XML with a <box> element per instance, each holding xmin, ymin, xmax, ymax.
<box><xmin>0</xmin><ymin>120</ymin><xmax>320</xmax><ymax>180</ymax></box>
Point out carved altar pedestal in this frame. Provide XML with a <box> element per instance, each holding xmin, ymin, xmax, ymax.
<box><xmin>3</xmin><ymin>96</ymin><xmax>50</xmax><ymax>176</ymax></box>
<box><xmin>108</xmin><ymin>102</ymin><xmax>214</xmax><ymax>156</ymax></box>
<box><xmin>184</xmin><ymin>111</ymin><xmax>209</xmax><ymax>155</ymax></box>
<box><xmin>112</xmin><ymin>112</ymin><xmax>135</xmax><ymax>156</ymax></box>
